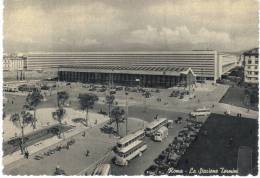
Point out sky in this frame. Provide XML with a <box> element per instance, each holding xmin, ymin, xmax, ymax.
<box><xmin>3</xmin><ymin>0</ymin><xmax>259</xmax><ymax>53</ymax></box>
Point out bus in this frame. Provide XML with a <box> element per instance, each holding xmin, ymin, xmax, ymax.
<box><xmin>190</xmin><ymin>108</ymin><xmax>211</xmax><ymax>117</ymax></box>
<box><xmin>116</xmin><ymin>129</ymin><xmax>145</xmax><ymax>152</ymax></box>
<box><xmin>114</xmin><ymin>129</ymin><xmax>147</xmax><ymax>166</ymax></box>
<box><xmin>92</xmin><ymin>164</ymin><xmax>111</xmax><ymax>176</ymax></box>
<box><xmin>152</xmin><ymin>126</ymin><xmax>168</xmax><ymax>142</ymax></box>
<box><xmin>145</xmin><ymin>118</ymin><xmax>168</xmax><ymax>137</ymax></box>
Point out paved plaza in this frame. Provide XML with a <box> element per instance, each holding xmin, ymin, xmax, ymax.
<box><xmin>3</xmin><ymin>80</ymin><xmax>259</xmax><ymax>175</ymax></box>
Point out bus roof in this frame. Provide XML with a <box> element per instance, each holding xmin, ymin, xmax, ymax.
<box><xmin>195</xmin><ymin>108</ymin><xmax>210</xmax><ymax>112</ymax></box>
<box><xmin>146</xmin><ymin>118</ymin><xmax>167</xmax><ymax>129</ymax></box>
<box><xmin>93</xmin><ymin>164</ymin><xmax>111</xmax><ymax>175</ymax></box>
<box><xmin>118</xmin><ymin>129</ymin><xmax>144</xmax><ymax>145</ymax></box>
<box><xmin>156</xmin><ymin>126</ymin><xmax>168</xmax><ymax>133</ymax></box>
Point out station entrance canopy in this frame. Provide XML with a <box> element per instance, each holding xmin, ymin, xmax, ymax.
<box><xmin>57</xmin><ymin>65</ymin><xmax>196</xmax><ymax>88</ymax></box>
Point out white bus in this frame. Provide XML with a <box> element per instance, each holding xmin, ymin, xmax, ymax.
<box><xmin>116</xmin><ymin>129</ymin><xmax>145</xmax><ymax>152</ymax></box>
<box><xmin>145</xmin><ymin>118</ymin><xmax>168</xmax><ymax>136</ymax></box>
<box><xmin>92</xmin><ymin>164</ymin><xmax>111</xmax><ymax>176</ymax></box>
<box><xmin>152</xmin><ymin>126</ymin><xmax>168</xmax><ymax>142</ymax></box>
<box><xmin>114</xmin><ymin>129</ymin><xmax>147</xmax><ymax>166</ymax></box>
<box><xmin>190</xmin><ymin>108</ymin><xmax>211</xmax><ymax>117</ymax></box>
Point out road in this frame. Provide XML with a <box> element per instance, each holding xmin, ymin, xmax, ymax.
<box><xmin>110</xmin><ymin>119</ymin><xmax>189</xmax><ymax>175</ymax></box>
<box><xmin>3</xmin><ymin>81</ymin><xmax>258</xmax><ymax>175</ymax></box>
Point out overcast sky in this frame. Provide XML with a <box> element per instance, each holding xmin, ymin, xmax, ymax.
<box><xmin>3</xmin><ymin>0</ymin><xmax>259</xmax><ymax>53</ymax></box>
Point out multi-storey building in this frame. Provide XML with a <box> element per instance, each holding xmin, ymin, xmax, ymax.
<box><xmin>3</xmin><ymin>53</ymin><xmax>26</xmax><ymax>71</ymax></box>
<box><xmin>243</xmin><ymin>48</ymin><xmax>258</xmax><ymax>86</ymax></box>
<box><xmin>25</xmin><ymin>50</ymin><xmax>238</xmax><ymax>82</ymax></box>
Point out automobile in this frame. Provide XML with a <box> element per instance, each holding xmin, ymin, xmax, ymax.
<box><xmin>155</xmin><ymin>89</ymin><xmax>160</xmax><ymax>93</ymax></box>
<box><xmin>41</xmin><ymin>85</ymin><xmax>50</xmax><ymax>90</ymax></box>
<box><xmin>154</xmin><ymin>154</ymin><xmax>167</xmax><ymax>165</ymax></box>
<box><xmin>89</xmin><ymin>88</ymin><xmax>96</xmax><ymax>91</ymax></box>
<box><xmin>130</xmin><ymin>88</ymin><xmax>138</xmax><ymax>92</ymax></box>
<box><xmin>100</xmin><ymin>125</ymin><xmax>115</xmax><ymax>134</ymax></box>
<box><xmin>144</xmin><ymin>165</ymin><xmax>158</xmax><ymax>176</ymax></box>
<box><xmin>157</xmin><ymin>165</ymin><xmax>169</xmax><ymax>175</ymax></box>
<box><xmin>34</xmin><ymin>155</ymin><xmax>44</xmax><ymax>160</ymax></box>
<box><xmin>116</xmin><ymin>86</ymin><xmax>123</xmax><ymax>91</ymax></box>
<box><xmin>54</xmin><ymin>168</ymin><xmax>66</xmax><ymax>175</ymax></box>
<box><xmin>178</xmin><ymin>132</ymin><xmax>186</xmax><ymax>137</ymax></box>
<box><xmin>173</xmin><ymin>93</ymin><xmax>179</xmax><ymax>97</ymax></box>
<box><xmin>98</xmin><ymin>109</ymin><xmax>107</xmax><ymax>115</ymax></box>
<box><xmin>99</xmin><ymin>88</ymin><xmax>106</xmax><ymax>92</ymax></box>
<box><xmin>110</xmin><ymin>90</ymin><xmax>116</xmax><ymax>94</ymax></box>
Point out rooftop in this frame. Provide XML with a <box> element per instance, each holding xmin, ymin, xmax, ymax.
<box><xmin>58</xmin><ymin>65</ymin><xmax>194</xmax><ymax>74</ymax></box>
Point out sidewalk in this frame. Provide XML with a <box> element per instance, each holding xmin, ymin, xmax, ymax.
<box><xmin>3</xmin><ymin>117</ymin><xmax>109</xmax><ymax>166</ymax></box>
<box><xmin>213</xmin><ymin>103</ymin><xmax>258</xmax><ymax>119</ymax></box>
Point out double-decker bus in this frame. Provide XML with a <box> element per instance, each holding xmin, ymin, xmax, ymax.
<box><xmin>145</xmin><ymin>118</ymin><xmax>168</xmax><ymax>137</ymax></box>
<box><xmin>114</xmin><ymin>129</ymin><xmax>147</xmax><ymax>166</ymax></box>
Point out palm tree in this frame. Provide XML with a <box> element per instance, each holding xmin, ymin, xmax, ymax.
<box><xmin>110</xmin><ymin>107</ymin><xmax>125</xmax><ymax>135</ymax></box>
<box><xmin>52</xmin><ymin>107</ymin><xmax>66</xmax><ymax>138</ymax></box>
<box><xmin>78</xmin><ymin>93</ymin><xmax>99</xmax><ymax>126</ymax></box>
<box><xmin>106</xmin><ymin>94</ymin><xmax>115</xmax><ymax>121</ymax></box>
<box><xmin>10</xmin><ymin>111</ymin><xmax>34</xmax><ymax>154</ymax></box>
<box><xmin>57</xmin><ymin>91</ymin><xmax>69</xmax><ymax>108</ymax></box>
<box><xmin>24</xmin><ymin>88</ymin><xmax>43</xmax><ymax>129</ymax></box>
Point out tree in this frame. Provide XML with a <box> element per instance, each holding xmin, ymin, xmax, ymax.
<box><xmin>52</xmin><ymin>107</ymin><xmax>66</xmax><ymax>138</ymax></box>
<box><xmin>57</xmin><ymin>91</ymin><xmax>69</xmax><ymax>108</ymax></box>
<box><xmin>110</xmin><ymin>107</ymin><xmax>125</xmax><ymax>135</ymax></box>
<box><xmin>106</xmin><ymin>94</ymin><xmax>115</xmax><ymax>120</ymax></box>
<box><xmin>24</xmin><ymin>88</ymin><xmax>43</xmax><ymax>129</ymax></box>
<box><xmin>78</xmin><ymin>93</ymin><xmax>98</xmax><ymax>126</ymax></box>
<box><xmin>144</xmin><ymin>91</ymin><xmax>151</xmax><ymax>98</ymax></box>
<box><xmin>10</xmin><ymin>111</ymin><xmax>34</xmax><ymax>154</ymax></box>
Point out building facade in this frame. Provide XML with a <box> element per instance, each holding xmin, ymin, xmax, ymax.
<box><xmin>58</xmin><ymin>65</ymin><xmax>196</xmax><ymax>88</ymax></box>
<box><xmin>242</xmin><ymin>48</ymin><xmax>258</xmax><ymax>86</ymax></box>
<box><xmin>3</xmin><ymin>53</ymin><xmax>26</xmax><ymax>71</ymax></box>
<box><xmin>25</xmin><ymin>50</ymin><xmax>238</xmax><ymax>81</ymax></box>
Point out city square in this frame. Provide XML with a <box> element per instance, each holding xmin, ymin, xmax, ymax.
<box><xmin>2</xmin><ymin>0</ymin><xmax>259</xmax><ymax>176</ymax></box>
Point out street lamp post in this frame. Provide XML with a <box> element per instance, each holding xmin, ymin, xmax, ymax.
<box><xmin>125</xmin><ymin>92</ymin><xmax>128</xmax><ymax>135</ymax></box>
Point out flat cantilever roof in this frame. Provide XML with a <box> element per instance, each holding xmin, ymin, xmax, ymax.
<box><xmin>57</xmin><ymin>65</ymin><xmax>196</xmax><ymax>77</ymax></box>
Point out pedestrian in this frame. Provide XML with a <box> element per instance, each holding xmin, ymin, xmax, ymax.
<box><xmin>24</xmin><ymin>150</ymin><xmax>29</xmax><ymax>159</ymax></box>
<box><xmin>82</xmin><ymin>131</ymin><xmax>86</xmax><ymax>137</ymax></box>
<box><xmin>86</xmin><ymin>150</ymin><xmax>90</xmax><ymax>157</ymax></box>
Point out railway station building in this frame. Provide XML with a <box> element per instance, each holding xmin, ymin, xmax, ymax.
<box><xmin>57</xmin><ymin>65</ymin><xmax>196</xmax><ymax>88</ymax></box>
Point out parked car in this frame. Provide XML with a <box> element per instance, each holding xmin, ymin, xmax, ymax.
<box><xmin>154</xmin><ymin>154</ymin><xmax>167</xmax><ymax>165</ymax></box>
<box><xmin>157</xmin><ymin>165</ymin><xmax>169</xmax><ymax>175</ymax></box>
<box><xmin>144</xmin><ymin>165</ymin><xmax>158</xmax><ymax>176</ymax></box>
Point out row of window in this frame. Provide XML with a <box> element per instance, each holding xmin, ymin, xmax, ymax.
<box><xmin>247</xmin><ymin>66</ymin><xmax>258</xmax><ymax>70</ymax></box>
<box><xmin>118</xmin><ymin>133</ymin><xmax>145</xmax><ymax>148</ymax></box>
<box><xmin>247</xmin><ymin>59</ymin><xmax>258</xmax><ymax>64</ymax></box>
<box><xmin>247</xmin><ymin>71</ymin><xmax>258</xmax><ymax>75</ymax></box>
<box><xmin>246</xmin><ymin>77</ymin><xmax>258</xmax><ymax>81</ymax></box>
<box><xmin>118</xmin><ymin>142</ymin><xmax>146</xmax><ymax>158</ymax></box>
